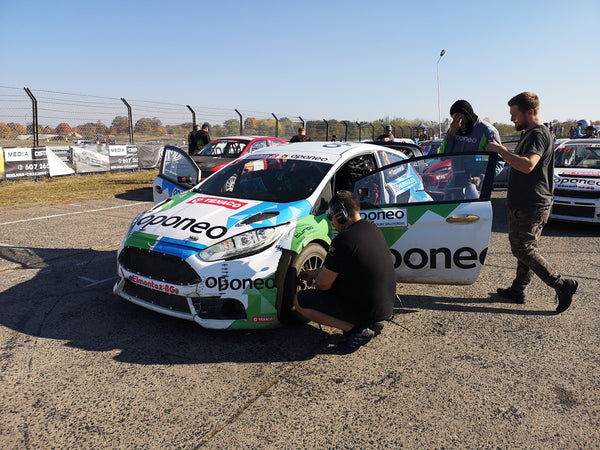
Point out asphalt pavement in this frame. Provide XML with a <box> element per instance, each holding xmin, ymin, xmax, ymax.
<box><xmin>0</xmin><ymin>190</ymin><xmax>598</xmax><ymax>448</ymax></box>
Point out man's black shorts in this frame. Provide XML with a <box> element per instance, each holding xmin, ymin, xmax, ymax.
<box><xmin>297</xmin><ymin>289</ymin><xmax>360</xmax><ymax>325</ymax></box>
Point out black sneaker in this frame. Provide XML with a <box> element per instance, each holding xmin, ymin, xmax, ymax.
<box><xmin>371</xmin><ymin>321</ymin><xmax>385</xmax><ymax>336</ymax></box>
<box><xmin>338</xmin><ymin>328</ymin><xmax>375</xmax><ymax>354</ymax></box>
<box><xmin>496</xmin><ymin>287</ymin><xmax>526</xmax><ymax>304</ymax></box>
<box><xmin>556</xmin><ymin>279</ymin><xmax>578</xmax><ymax>314</ymax></box>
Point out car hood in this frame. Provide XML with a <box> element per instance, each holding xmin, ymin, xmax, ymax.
<box><xmin>126</xmin><ymin>191</ymin><xmax>312</xmax><ymax>251</ymax></box>
<box><xmin>554</xmin><ymin>167</ymin><xmax>600</xmax><ymax>191</ymax></box>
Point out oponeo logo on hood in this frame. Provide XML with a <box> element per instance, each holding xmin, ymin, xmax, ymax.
<box><xmin>136</xmin><ymin>214</ymin><xmax>227</xmax><ymax>239</ymax></box>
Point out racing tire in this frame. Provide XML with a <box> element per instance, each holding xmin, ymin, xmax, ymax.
<box><xmin>279</xmin><ymin>243</ymin><xmax>327</xmax><ymax>325</ymax></box>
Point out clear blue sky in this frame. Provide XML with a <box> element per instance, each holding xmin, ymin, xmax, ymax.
<box><xmin>1</xmin><ymin>0</ymin><xmax>598</xmax><ymax>126</ymax></box>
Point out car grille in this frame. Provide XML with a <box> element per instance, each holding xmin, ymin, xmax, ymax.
<box><xmin>119</xmin><ymin>246</ymin><xmax>201</xmax><ymax>285</ymax></box>
<box><xmin>126</xmin><ymin>283</ymin><xmax>191</xmax><ymax>313</ymax></box>
<box><xmin>554</xmin><ymin>189</ymin><xmax>600</xmax><ymax>199</ymax></box>
<box><xmin>551</xmin><ymin>204</ymin><xmax>596</xmax><ymax>218</ymax></box>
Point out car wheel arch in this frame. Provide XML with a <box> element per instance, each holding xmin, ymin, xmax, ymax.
<box><xmin>276</xmin><ymin>241</ymin><xmax>329</xmax><ymax>324</ymax></box>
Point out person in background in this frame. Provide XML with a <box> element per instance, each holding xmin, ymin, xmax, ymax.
<box><xmin>582</xmin><ymin>125</ymin><xmax>596</xmax><ymax>138</ymax></box>
<box><xmin>487</xmin><ymin>92</ymin><xmax>578</xmax><ymax>314</ymax></box>
<box><xmin>294</xmin><ymin>191</ymin><xmax>396</xmax><ymax>353</ymax></box>
<box><xmin>376</xmin><ymin>125</ymin><xmax>395</xmax><ymax>142</ymax></box>
<box><xmin>188</xmin><ymin>124</ymin><xmax>201</xmax><ymax>155</ymax></box>
<box><xmin>188</xmin><ymin>123</ymin><xmax>211</xmax><ymax>156</ymax></box>
<box><xmin>569</xmin><ymin>124</ymin><xmax>582</xmax><ymax>139</ymax></box>
<box><xmin>289</xmin><ymin>127</ymin><xmax>313</xmax><ymax>142</ymax></box>
<box><xmin>197</xmin><ymin>122</ymin><xmax>211</xmax><ymax>150</ymax></box>
<box><xmin>437</xmin><ymin>99</ymin><xmax>503</xmax><ymax>198</ymax></box>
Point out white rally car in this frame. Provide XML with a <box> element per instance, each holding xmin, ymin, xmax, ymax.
<box><xmin>552</xmin><ymin>139</ymin><xmax>600</xmax><ymax>223</ymax></box>
<box><xmin>114</xmin><ymin>142</ymin><xmax>499</xmax><ymax>329</ymax></box>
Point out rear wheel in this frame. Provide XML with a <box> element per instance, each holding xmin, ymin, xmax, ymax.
<box><xmin>279</xmin><ymin>243</ymin><xmax>327</xmax><ymax>324</ymax></box>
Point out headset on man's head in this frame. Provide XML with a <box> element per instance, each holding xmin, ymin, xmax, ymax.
<box><xmin>327</xmin><ymin>201</ymin><xmax>349</xmax><ymax>224</ymax></box>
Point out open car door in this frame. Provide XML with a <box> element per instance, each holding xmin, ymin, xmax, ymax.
<box><xmin>353</xmin><ymin>151</ymin><xmax>499</xmax><ymax>285</ymax></box>
<box><xmin>153</xmin><ymin>145</ymin><xmax>200</xmax><ymax>204</ymax></box>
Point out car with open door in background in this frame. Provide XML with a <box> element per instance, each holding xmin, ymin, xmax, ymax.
<box><xmin>115</xmin><ymin>141</ymin><xmax>498</xmax><ymax>329</ymax></box>
<box><xmin>153</xmin><ymin>136</ymin><xmax>286</xmax><ymax>203</ymax></box>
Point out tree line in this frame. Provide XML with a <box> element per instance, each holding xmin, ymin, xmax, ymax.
<box><xmin>0</xmin><ymin>115</ymin><xmax>593</xmax><ymax>141</ymax></box>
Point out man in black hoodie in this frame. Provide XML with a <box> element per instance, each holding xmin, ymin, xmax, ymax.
<box><xmin>438</xmin><ymin>100</ymin><xmax>503</xmax><ymax>198</ymax></box>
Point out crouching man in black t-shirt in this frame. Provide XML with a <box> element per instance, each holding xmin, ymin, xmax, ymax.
<box><xmin>294</xmin><ymin>190</ymin><xmax>396</xmax><ymax>353</ymax></box>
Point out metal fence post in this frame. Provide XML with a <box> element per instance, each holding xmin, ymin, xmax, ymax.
<box><xmin>323</xmin><ymin>119</ymin><xmax>329</xmax><ymax>142</ymax></box>
<box><xmin>271</xmin><ymin>113</ymin><xmax>279</xmax><ymax>137</ymax></box>
<box><xmin>235</xmin><ymin>109</ymin><xmax>243</xmax><ymax>135</ymax></box>
<box><xmin>24</xmin><ymin>88</ymin><xmax>39</xmax><ymax>147</ymax></box>
<box><xmin>120</xmin><ymin>98</ymin><xmax>134</xmax><ymax>144</ymax></box>
<box><xmin>186</xmin><ymin>105</ymin><xmax>196</xmax><ymax>127</ymax></box>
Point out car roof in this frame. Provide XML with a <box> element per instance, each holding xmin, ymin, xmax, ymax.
<box><xmin>242</xmin><ymin>141</ymin><xmax>407</xmax><ymax>164</ymax></box>
<box><xmin>212</xmin><ymin>135</ymin><xmax>284</xmax><ymax>141</ymax></box>
<box><xmin>556</xmin><ymin>138</ymin><xmax>600</xmax><ymax>147</ymax></box>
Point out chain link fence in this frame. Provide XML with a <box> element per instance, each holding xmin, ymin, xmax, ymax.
<box><xmin>0</xmin><ymin>86</ymin><xmax>34</xmax><ymax>147</ymax></box>
<box><xmin>0</xmin><ymin>86</ymin><xmax>436</xmax><ymax>150</ymax></box>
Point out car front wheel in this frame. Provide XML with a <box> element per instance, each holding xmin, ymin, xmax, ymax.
<box><xmin>279</xmin><ymin>243</ymin><xmax>327</xmax><ymax>324</ymax></box>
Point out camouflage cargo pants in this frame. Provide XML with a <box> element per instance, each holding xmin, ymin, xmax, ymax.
<box><xmin>507</xmin><ymin>206</ymin><xmax>561</xmax><ymax>292</ymax></box>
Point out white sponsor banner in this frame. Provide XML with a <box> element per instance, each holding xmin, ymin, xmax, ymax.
<box><xmin>109</xmin><ymin>145</ymin><xmax>127</xmax><ymax>157</ymax></box>
<box><xmin>4</xmin><ymin>147</ymin><xmax>33</xmax><ymax>162</ymax></box>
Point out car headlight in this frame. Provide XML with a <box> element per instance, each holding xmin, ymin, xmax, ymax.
<box><xmin>199</xmin><ymin>226</ymin><xmax>287</xmax><ymax>261</ymax></box>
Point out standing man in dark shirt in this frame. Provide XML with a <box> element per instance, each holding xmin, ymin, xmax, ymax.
<box><xmin>198</xmin><ymin>122</ymin><xmax>211</xmax><ymax>150</ymax></box>
<box><xmin>289</xmin><ymin>127</ymin><xmax>312</xmax><ymax>142</ymax></box>
<box><xmin>376</xmin><ymin>125</ymin><xmax>395</xmax><ymax>142</ymax></box>
<box><xmin>294</xmin><ymin>190</ymin><xmax>396</xmax><ymax>353</ymax></box>
<box><xmin>188</xmin><ymin>124</ymin><xmax>201</xmax><ymax>156</ymax></box>
<box><xmin>188</xmin><ymin>122</ymin><xmax>211</xmax><ymax>156</ymax></box>
<box><xmin>487</xmin><ymin>92</ymin><xmax>578</xmax><ymax>314</ymax></box>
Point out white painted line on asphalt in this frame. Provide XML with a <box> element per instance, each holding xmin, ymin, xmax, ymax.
<box><xmin>0</xmin><ymin>202</ymin><xmax>147</xmax><ymax>226</ymax></box>
<box><xmin>0</xmin><ymin>242</ymin><xmax>22</xmax><ymax>247</ymax></box>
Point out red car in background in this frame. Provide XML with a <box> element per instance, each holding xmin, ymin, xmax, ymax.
<box><xmin>422</xmin><ymin>158</ymin><xmax>452</xmax><ymax>188</ymax></box>
<box><xmin>192</xmin><ymin>136</ymin><xmax>287</xmax><ymax>180</ymax></box>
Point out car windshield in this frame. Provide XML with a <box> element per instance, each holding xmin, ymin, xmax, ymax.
<box><xmin>199</xmin><ymin>140</ymin><xmax>249</xmax><ymax>158</ymax></box>
<box><xmin>419</xmin><ymin>140</ymin><xmax>442</xmax><ymax>155</ymax></box>
<box><xmin>555</xmin><ymin>144</ymin><xmax>600</xmax><ymax>169</ymax></box>
<box><xmin>196</xmin><ymin>156</ymin><xmax>331</xmax><ymax>202</ymax></box>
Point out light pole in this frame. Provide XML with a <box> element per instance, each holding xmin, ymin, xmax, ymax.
<box><xmin>437</xmin><ymin>49</ymin><xmax>446</xmax><ymax>138</ymax></box>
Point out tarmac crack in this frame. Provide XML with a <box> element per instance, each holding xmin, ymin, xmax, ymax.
<box><xmin>193</xmin><ymin>336</ymin><xmax>328</xmax><ymax>448</ymax></box>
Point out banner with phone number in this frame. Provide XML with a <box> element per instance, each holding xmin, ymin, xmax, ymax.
<box><xmin>1</xmin><ymin>147</ymin><xmax>49</xmax><ymax>179</ymax></box>
<box><xmin>109</xmin><ymin>145</ymin><xmax>139</xmax><ymax>171</ymax></box>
